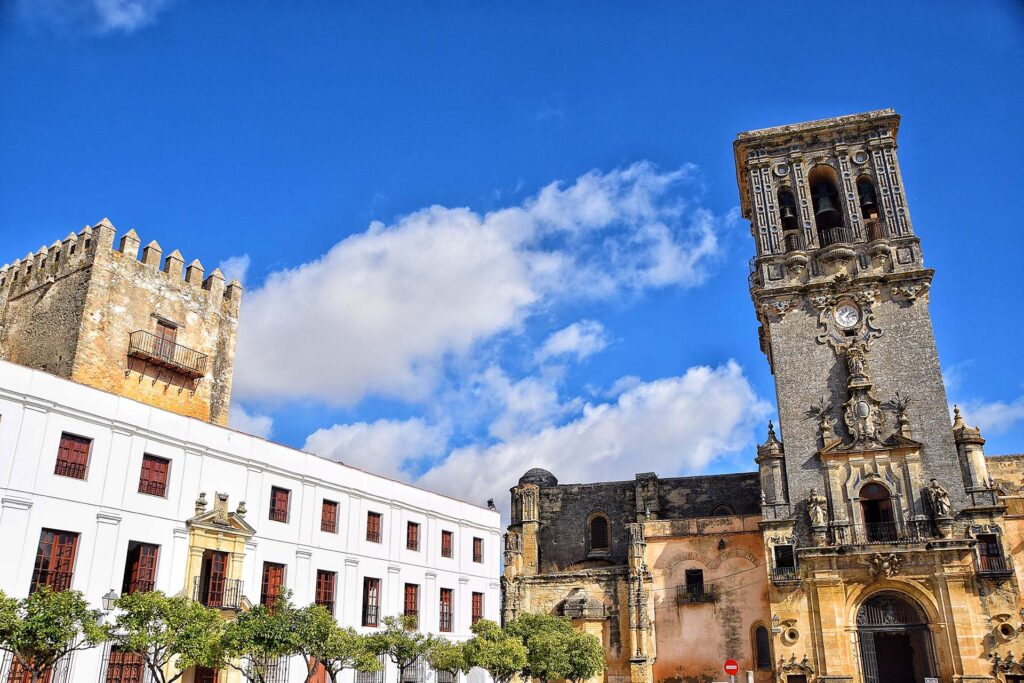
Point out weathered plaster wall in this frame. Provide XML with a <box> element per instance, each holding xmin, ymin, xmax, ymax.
<box><xmin>538</xmin><ymin>481</ymin><xmax>635</xmax><ymax>570</ymax></box>
<box><xmin>644</xmin><ymin>516</ymin><xmax>771</xmax><ymax>683</ymax></box>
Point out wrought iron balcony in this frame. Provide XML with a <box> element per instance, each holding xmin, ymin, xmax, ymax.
<box><xmin>828</xmin><ymin>520</ymin><xmax>931</xmax><ymax>547</ymax></box>
<box><xmin>676</xmin><ymin>583</ymin><xmax>718</xmax><ymax>605</ymax></box>
<box><xmin>770</xmin><ymin>566</ymin><xmax>800</xmax><ymax>584</ymax></box>
<box><xmin>30</xmin><ymin>569</ymin><xmax>73</xmax><ymax>593</ymax></box>
<box><xmin>128</xmin><ymin>330</ymin><xmax>208</xmax><ymax>379</ymax></box>
<box><xmin>818</xmin><ymin>226</ymin><xmax>856</xmax><ymax>247</ymax></box>
<box><xmin>193</xmin><ymin>575</ymin><xmax>243</xmax><ymax>610</ymax></box>
<box><xmin>978</xmin><ymin>554</ymin><xmax>1014</xmax><ymax>579</ymax></box>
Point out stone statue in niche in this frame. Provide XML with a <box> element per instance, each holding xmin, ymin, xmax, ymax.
<box><xmin>807</xmin><ymin>489</ymin><xmax>828</xmax><ymax>527</ymax></box>
<box><xmin>925</xmin><ymin>478</ymin><xmax>952</xmax><ymax>519</ymax></box>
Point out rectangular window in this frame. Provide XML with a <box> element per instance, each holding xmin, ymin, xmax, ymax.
<box><xmin>404</xmin><ymin>583</ymin><xmax>419</xmax><ymax>626</ymax></box>
<box><xmin>685</xmin><ymin>568</ymin><xmax>704</xmax><ymax>588</ymax></box>
<box><xmin>471</xmin><ymin>592</ymin><xmax>484</xmax><ymax>625</ymax></box>
<box><xmin>315</xmin><ymin>570</ymin><xmax>337</xmax><ymax>615</ymax></box>
<box><xmin>366</xmin><ymin>512</ymin><xmax>382</xmax><ymax>543</ymax></box>
<box><xmin>362</xmin><ymin>577</ymin><xmax>381</xmax><ymax>627</ymax></box>
<box><xmin>441</xmin><ymin>530</ymin><xmax>453</xmax><ymax>558</ymax></box>
<box><xmin>774</xmin><ymin>545</ymin><xmax>796</xmax><ymax>568</ymax></box>
<box><xmin>105</xmin><ymin>647</ymin><xmax>145</xmax><ymax>683</ymax></box>
<box><xmin>198</xmin><ymin>551</ymin><xmax>229</xmax><ymax>608</ymax></box>
<box><xmin>407</xmin><ymin>522</ymin><xmax>420</xmax><ymax>551</ymax></box>
<box><xmin>978</xmin><ymin>533</ymin><xmax>1006</xmax><ymax>572</ymax></box>
<box><xmin>138</xmin><ymin>454</ymin><xmax>169</xmax><ymax>497</ymax></box>
<box><xmin>55</xmin><ymin>432</ymin><xmax>91</xmax><ymax>480</ymax></box>
<box><xmin>321</xmin><ymin>500</ymin><xmax>338</xmax><ymax>533</ymax></box>
<box><xmin>31</xmin><ymin>529</ymin><xmax>78</xmax><ymax>592</ymax></box>
<box><xmin>269</xmin><ymin>487</ymin><xmax>290</xmax><ymax>523</ymax></box>
<box><xmin>121</xmin><ymin>542</ymin><xmax>159</xmax><ymax>595</ymax></box>
<box><xmin>439</xmin><ymin>588</ymin><xmax>453</xmax><ymax>632</ymax></box>
<box><xmin>154</xmin><ymin>320</ymin><xmax>177</xmax><ymax>360</ymax></box>
<box><xmin>7</xmin><ymin>660</ymin><xmax>53</xmax><ymax>683</ymax></box>
<box><xmin>473</xmin><ymin>537</ymin><xmax>483</xmax><ymax>563</ymax></box>
<box><xmin>261</xmin><ymin>562</ymin><xmax>286</xmax><ymax>607</ymax></box>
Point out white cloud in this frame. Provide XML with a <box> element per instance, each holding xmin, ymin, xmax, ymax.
<box><xmin>235</xmin><ymin>162</ymin><xmax>721</xmax><ymax>405</ymax></box>
<box><xmin>227</xmin><ymin>404</ymin><xmax>273</xmax><ymax>439</ymax></box>
<box><xmin>416</xmin><ymin>361</ymin><xmax>769</xmax><ymax>516</ymax></box>
<box><xmin>958</xmin><ymin>396</ymin><xmax>1024</xmax><ymax>435</ymax></box>
<box><xmin>14</xmin><ymin>0</ymin><xmax>172</xmax><ymax>34</ymax></box>
<box><xmin>535</xmin><ymin>320</ymin><xmax>608</xmax><ymax>363</ymax></box>
<box><xmin>303</xmin><ymin>418</ymin><xmax>449</xmax><ymax>479</ymax></box>
<box><xmin>471</xmin><ymin>366</ymin><xmax>579</xmax><ymax>441</ymax></box>
<box><xmin>218</xmin><ymin>254</ymin><xmax>251</xmax><ymax>285</ymax></box>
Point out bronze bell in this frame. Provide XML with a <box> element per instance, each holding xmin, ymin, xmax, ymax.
<box><xmin>859</xmin><ymin>184</ymin><xmax>877</xmax><ymax>212</ymax></box>
<box><xmin>813</xmin><ymin>193</ymin><xmax>840</xmax><ymax>222</ymax></box>
<box><xmin>780</xmin><ymin>204</ymin><xmax>796</xmax><ymax>220</ymax></box>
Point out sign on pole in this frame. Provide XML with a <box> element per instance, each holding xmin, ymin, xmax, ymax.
<box><xmin>724</xmin><ymin>660</ymin><xmax>739</xmax><ymax>676</ymax></box>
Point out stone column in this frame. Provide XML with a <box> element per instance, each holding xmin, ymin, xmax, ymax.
<box><xmin>343</xmin><ymin>558</ymin><xmax>360</xmax><ymax>625</ymax></box>
<box><xmin>87</xmin><ymin>511</ymin><xmax>122</xmax><ymax>600</ymax></box>
<box><xmin>424</xmin><ymin>572</ymin><xmax>437</xmax><ymax>633</ymax></box>
<box><xmin>168</xmin><ymin>527</ymin><xmax>190</xmax><ymax>595</ymax></box>
<box><xmin>293</xmin><ymin>546</ymin><xmax>313</xmax><ymax>604</ymax></box>
<box><xmin>387</xmin><ymin>565</ymin><xmax>402</xmax><ymax>621</ymax></box>
<box><xmin>0</xmin><ymin>496</ymin><xmax>33</xmax><ymax>593</ymax></box>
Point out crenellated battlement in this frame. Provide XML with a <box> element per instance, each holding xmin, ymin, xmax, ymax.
<box><xmin>0</xmin><ymin>217</ymin><xmax>241</xmax><ymax>425</ymax></box>
<box><xmin>0</xmin><ymin>219</ymin><xmax>242</xmax><ymax>315</ymax></box>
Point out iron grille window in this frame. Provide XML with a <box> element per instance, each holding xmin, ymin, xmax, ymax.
<box><xmin>404</xmin><ymin>583</ymin><xmax>419</xmax><ymax>627</ymax></box>
<box><xmin>321</xmin><ymin>500</ymin><xmax>338</xmax><ymax>533</ymax></box>
<box><xmin>2</xmin><ymin>651</ymin><xmax>73</xmax><ymax>683</ymax></box>
<box><xmin>138</xmin><ymin>455</ymin><xmax>169</xmax><ymax>497</ymax></box>
<box><xmin>401</xmin><ymin>657</ymin><xmax>425</xmax><ymax>683</ymax></box>
<box><xmin>269</xmin><ymin>487</ymin><xmax>290</xmax><ymax>523</ymax></box>
<box><xmin>54</xmin><ymin>433</ymin><xmax>90</xmax><ymax>480</ymax></box>
<box><xmin>31</xmin><ymin>529</ymin><xmax>77</xmax><ymax>593</ymax></box>
<box><xmin>366</xmin><ymin>512</ymin><xmax>382</xmax><ymax>543</ymax></box>
<box><xmin>472</xmin><ymin>592</ymin><xmax>484</xmax><ymax>625</ymax></box>
<box><xmin>122</xmin><ymin>542</ymin><xmax>159</xmax><ymax>595</ymax></box>
<box><xmin>472</xmin><ymin>537</ymin><xmax>483</xmax><ymax>563</ymax></box>
<box><xmin>104</xmin><ymin>647</ymin><xmax>146</xmax><ymax>683</ymax></box>
<box><xmin>362</xmin><ymin>577</ymin><xmax>381</xmax><ymax>627</ymax></box>
<box><xmin>261</xmin><ymin>562</ymin><xmax>286</xmax><ymax>607</ymax></box>
<box><xmin>356</xmin><ymin>656</ymin><xmax>386</xmax><ymax>683</ymax></box>
<box><xmin>439</xmin><ymin>588</ymin><xmax>453</xmax><ymax>633</ymax></box>
<box><xmin>589</xmin><ymin>515</ymin><xmax>610</xmax><ymax>551</ymax></box>
<box><xmin>435</xmin><ymin>671</ymin><xmax>454</xmax><ymax>683</ymax></box>
<box><xmin>316</xmin><ymin>570</ymin><xmax>337</xmax><ymax>615</ymax></box>
<box><xmin>258</xmin><ymin>657</ymin><xmax>290</xmax><ymax>683</ymax></box>
<box><xmin>407</xmin><ymin>522</ymin><xmax>420</xmax><ymax>551</ymax></box>
<box><xmin>441</xmin><ymin>530</ymin><xmax>453</xmax><ymax>558</ymax></box>
<box><xmin>977</xmin><ymin>533</ymin><xmax>1011</xmax><ymax>574</ymax></box>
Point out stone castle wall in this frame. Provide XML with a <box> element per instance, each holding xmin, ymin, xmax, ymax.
<box><xmin>0</xmin><ymin>219</ymin><xmax>241</xmax><ymax>425</ymax></box>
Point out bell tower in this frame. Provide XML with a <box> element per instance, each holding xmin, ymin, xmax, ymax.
<box><xmin>734</xmin><ymin>110</ymin><xmax>976</xmax><ymax>530</ymax></box>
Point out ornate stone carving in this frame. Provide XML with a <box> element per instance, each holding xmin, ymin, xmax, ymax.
<box><xmin>812</xmin><ymin>278</ymin><xmax>883</xmax><ymax>353</ymax></box>
<box><xmin>805</xmin><ymin>398</ymin><xmax>838</xmax><ymax>448</ymax></box>
<box><xmin>194</xmin><ymin>492</ymin><xmax>207</xmax><ymax>515</ymax></box>
<box><xmin>504</xmin><ymin>531</ymin><xmax>523</xmax><ymax>566</ymax></box>
<box><xmin>885</xmin><ymin>392</ymin><xmax>913</xmax><ymax>438</ymax></box>
<box><xmin>864</xmin><ymin>552</ymin><xmax>902</xmax><ymax>579</ymax></box>
<box><xmin>925</xmin><ymin>478</ymin><xmax>952</xmax><ymax>519</ymax></box>
<box><xmin>213</xmin><ymin>492</ymin><xmax>230</xmax><ymax>525</ymax></box>
<box><xmin>891</xmin><ymin>281</ymin><xmax>930</xmax><ymax>303</ymax></box>
<box><xmin>842</xmin><ymin>342</ymin><xmax>885</xmax><ymax>446</ymax></box>
<box><xmin>777</xmin><ymin>654</ymin><xmax>814</xmax><ymax>676</ymax></box>
<box><xmin>806</xmin><ymin>489</ymin><xmax>828</xmax><ymax>527</ymax></box>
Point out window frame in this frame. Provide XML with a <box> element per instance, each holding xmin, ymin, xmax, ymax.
<box><xmin>31</xmin><ymin>529</ymin><xmax>79</xmax><ymax>593</ymax></box>
<box><xmin>137</xmin><ymin>454</ymin><xmax>170</xmax><ymax>498</ymax></box>
<box><xmin>472</xmin><ymin>537</ymin><xmax>484</xmax><ymax>563</ymax></box>
<box><xmin>404</xmin><ymin>583</ymin><xmax>420</xmax><ymax>627</ymax></box>
<box><xmin>362</xmin><ymin>577</ymin><xmax>381</xmax><ymax>627</ymax></box>
<box><xmin>315</xmin><ymin>570</ymin><xmax>337</xmax><ymax>615</ymax></box>
<box><xmin>54</xmin><ymin>432</ymin><xmax>91</xmax><ymax>480</ymax></box>
<box><xmin>321</xmin><ymin>500</ymin><xmax>339</xmax><ymax>534</ymax></box>
<box><xmin>587</xmin><ymin>512</ymin><xmax>611</xmax><ymax>553</ymax></box>
<box><xmin>366</xmin><ymin>512</ymin><xmax>383</xmax><ymax>543</ymax></box>
<box><xmin>260</xmin><ymin>562</ymin><xmax>286</xmax><ymax>607</ymax></box>
<box><xmin>439</xmin><ymin>588</ymin><xmax>454</xmax><ymax>633</ymax></box>
<box><xmin>440</xmin><ymin>530</ymin><xmax>453</xmax><ymax>558</ymax></box>
<box><xmin>407</xmin><ymin>521</ymin><xmax>420</xmax><ymax>551</ymax></box>
<box><xmin>471</xmin><ymin>591</ymin><xmax>484</xmax><ymax>625</ymax></box>
<box><xmin>269</xmin><ymin>487</ymin><xmax>290</xmax><ymax>523</ymax></box>
<box><xmin>122</xmin><ymin>541</ymin><xmax>160</xmax><ymax>595</ymax></box>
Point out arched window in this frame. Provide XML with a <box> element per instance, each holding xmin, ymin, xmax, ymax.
<box><xmin>857</xmin><ymin>176</ymin><xmax>885</xmax><ymax>241</ymax></box>
<box><xmin>588</xmin><ymin>513</ymin><xmax>610</xmax><ymax>553</ymax></box>
<box><xmin>754</xmin><ymin>625</ymin><xmax>771</xmax><ymax>670</ymax></box>
<box><xmin>777</xmin><ymin>188</ymin><xmax>801</xmax><ymax>252</ymax></box>
<box><xmin>860</xmin><ymin>483</ymin><xmax>896</xmax><ymax>542</ymax></box>
<box><xmin>710</xmin><ymin>504</ymin><xmax>734</xmax><ymax>517</ymax></box>
<box><xmin>808</xmin><ymin>165</ymin><xmax>847</xmax><ymax>246</ymax></box>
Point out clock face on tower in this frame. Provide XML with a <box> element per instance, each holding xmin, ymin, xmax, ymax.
<box><xmin>834</xmin><ymin>302</ymin><xmax>861</xmax><ymax>329</ymax></box>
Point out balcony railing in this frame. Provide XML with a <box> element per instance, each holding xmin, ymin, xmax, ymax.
<box><xmin>676</xmin><ymin>583</ymin><xmax>718</xmax><ymax>605</ymax></box>
<box><xmin>829</xmin><ymin>520</ymin><xmax>931</xmax><ymax>546</ymax></box>
<box><xmin>54</xmin><ymin>458</ymin><xmax>87</xmax><ymax>479</ymax></box>
<box><xmin>127</xmin><ymin>578</ymin><xmax>156</xmax><ymax>595</ymax></box>
<box><xmin>30</xmin><ymin>569</ymin><xmax>73</xmax><ymax>593</ymax></box>
<box><xmin>128</xmin><ymin>330</ymin><xmax>208</xmax><ymax>379</ymax></box>
<box><xmin>770</xmin><ymin>566</ymin><xmax>800</xmax><ymax>584</ymax></box>
<box><xmin>818</xmin><ymin>226</ymin><xmax>856</xmax><ymax>247</ymax></box>
<box><xmin>978</xmin><ymin>554</ymin><xmax>1014</xmax><ymax>578</ymax></box>
<box><xmin>362</xmin><ymin>605</ymin><xmax>379</xmax><ymax>627</ymax></box>
<box><xmin>439</xmin><ymin>610</ymin><xmax>453</xmax><ymax>632</ymax></box>
<box><xmin>193</xmin><ymin>576</ymin><xmax>243</xmax><ymax>610</ymax></box>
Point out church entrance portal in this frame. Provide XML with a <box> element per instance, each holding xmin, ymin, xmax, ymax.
<box><xmin>856</xmin><ymin>592</ymin><xmax>937</xmax><ymax>683</ymax></box>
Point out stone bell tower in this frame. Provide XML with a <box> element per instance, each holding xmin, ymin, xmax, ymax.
<box><xmin>734</xmin><ymin>110</ymin><xmax>970</xmax><ymax>530</ymax></box>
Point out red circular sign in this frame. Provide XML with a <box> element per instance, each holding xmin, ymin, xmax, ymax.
<box><xmin>724</xmin><ymin>660</ymin><xmax>739</xmax><ymax>675</ymax></box>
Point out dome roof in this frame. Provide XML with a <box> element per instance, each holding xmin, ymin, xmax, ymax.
<box><xmin>519</xmin><ymin>468</ymin><xmax>558</xmax><ymax>486</ymax></box>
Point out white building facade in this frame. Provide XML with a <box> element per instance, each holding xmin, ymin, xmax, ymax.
<box><xmin>0</xmin><ymin>358</ymin><xmax>502</xmax><ymax>683</ymax></box>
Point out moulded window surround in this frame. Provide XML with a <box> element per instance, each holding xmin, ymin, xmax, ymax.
<box><xmin>321</xmin><ymin>500</ymin><xmax>338</xmax><ymax>534</ymax></box>
<box><xmin>55</xmin><ymin>432</ymin><xmax>91</xmax><ymax>480</ymax></box>
<box><xmin>367</xmin><ymin>512</ymin><xmax>383</xmax><ymax>543</ymax></box>
<box><xmin>472</xmin><ymin>537</ymin><xmax>483</xmax><ymax>563</ymax></box>
<box><xmin>587</xmin><ymin>512</ymin><xmax>610</xmax><ymax>553</ymax></box>
<box><xmin>269</xmin><ymin>487</ymin><xmax>290</xmax><ymax>523</ymax></box>
<box><xmin>138</xmin><ymin>454</ymin><xmax>170</xmax><ymax>497</ymax></box>
<box><xmin>710</xmin><ymin>504</ymin><xmax>734</xmax><ymax>517</ymax></box>
<box><xmin>440</xmin><ymin>530</ymin><xmax>454</xmax><ymax>558</ymax></box>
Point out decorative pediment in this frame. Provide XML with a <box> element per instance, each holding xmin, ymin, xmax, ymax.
<box><xmin>819</xmin><ymin>432</ymin><xmax>922</xmax><ymax>456</ymax></box>
<box><xmin>186</xmin><ymin>492</ymin><xmax>256</xmax><ymax>537</ymax></box>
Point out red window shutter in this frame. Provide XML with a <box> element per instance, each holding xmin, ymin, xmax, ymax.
<box><xmin>473</xmin><ymin>537</ymin><xmax>483</xmax><ymax>563</ymax></box>
<box><xmin>138</xmin><ymin>455</ymin><xmax>169</xmax><ymax>497</ymax></box>
<box><xmin>55</xmin><ymin>433</ymin><xmax>91</xmax><ymax>479</ymax></box>
<box><xmin>407</xmin><ymin>522</ymin><xmax>419</xmax><ymax>550</ymax></box>
<box><xmin>270</xmin><ymin>487</ymin><xmax>290</xmax><ymax>522</ymax></box>
<box><xmin>363</xmin><ymin>577</ymin><xmax>380</xmax><ymax>626</ymax></box>
<box><xmin>367</xmin><ymin>512</ymin><xmax>382</xmax><ymax>542</ymax></box>
<box><xmin>321</xmin><ymin>500</ymin><xmax>338</xmax><ymax>533</ymax></box>
<box><xmin>439</xmin><ymin>588</ymin><xmax>453</xmax><ymax>632</ymax></box>
<box><xmin>32</xmin><ymin>529</ymin><xmax>78</xmax><ymax>592</ymax></box>
<box><xmin>441</xmin><ymin>531</ymin><xmax>453</xmax><ymax>558</ymax></box>
<box><xmin>404</xmin><ymin>583</ymin><xmax>419</xmax><ymax>622</ymax></box>
<box><xmin>106</xmin><ymin>649</ymin><xmax>145</xmax><ymax>683</ymax></box>
<box><xmin>261</xmin><ymin>562</ymin><xmax>285</xmax><ymax>606</ymax></box>
<box><xmin>316</xmin><ymin>570</ymin><xmax>336</xmax><ymax>614</ymax></box>
<box><xmin>472</xmin><ymin>592</ymin><xmax>484</xmax><ymax>624</ymax></box>
<box><xmin>128</xmin><ymin>543</ymin><xmax>159</xmax><ymax>594</ymax></box>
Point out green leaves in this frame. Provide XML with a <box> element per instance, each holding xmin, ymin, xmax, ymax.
<box><xmin>111</xmin><ymin>591</ymin><xmax>224</xmax><ymax>683</ymax></box>
<box><xmin>462</xmin><ymin>619</ymin><xmax>527</xmax><ymax>683</ymax></box>
<box><xmin>0</xmin><ymin>587</ymin><xmax>105</xmax><ymax>681</ymax></box>
<box><xmin>290</xmin><ymin>605</ymin><xmax>379</xmax><ymax>682</ymax></box>
<box><xmin>426</xmin><ymin>639</ymin><xmax>467</xmax><ymax>678</ymax></box>
<box><xmin>365</xmin><ymin>615</ymin><xmax>439</xmax><ymax>678</ymax></box>
<box><xmin>503</xmin><ymin>614</ymin><xmax>604</xmax><ymax>683</ymax></box>
<box><xmin>220</xmin><ymin>594</ymin><xmax>300</xmax><ymax>683</ymax></box>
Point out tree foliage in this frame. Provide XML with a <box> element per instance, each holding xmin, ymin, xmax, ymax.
<box><xmin>462</xmin><ymin>620</ymin><xmax>527</xmax><ymax>683</ymax></box>
<box><xmin>219</xmin><ymin>595</ymin><xmax>298</xmax><ymax>683</ymax></box>
<box><xmin>426</xmin><ymin>639</ymin><xmax>467</xmax><ymax>680</ymax></box>
<box><xmin>290</xmin><ymin>604</ymin><xmax>380</xmax><ymax>683</ymax></box>
<box><xmin>562</xmin><ymin>630</ymin><xmax>605</xmax><ymax>683</ymax></box>
<box><xmin>365</xmin><ymin>615</ymin><xmax>439</xmax><ymax>681</ymax></box>
<box><xmin>504</xmin><ymin>613</ymin><xmax>604</xmax><ymax>683</ymax></box>
<box><xmin>0</xmin><ymin>588</ymin><xmax>105</xmax><ymax>683</ymax></box>
<box><xmin>111</xmin><ymin>591</ymin><xmax>224</xmax><ymax>683</ymax></box>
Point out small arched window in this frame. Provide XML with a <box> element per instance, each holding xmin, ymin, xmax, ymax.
<box><xmin>777</xmin><ymin>188</ymin><xmax>801</xmax><ymax>252</ymax></box>
<box><xmin>588</xmin><ymin>513</ymin><xmax>610</xmax><ymax>552</ymax></box>
<box><xmin>754</xmin><ymin>625</ymin><xmax>771</xmax><ymax>670</ymax></box>
<box><xmin>710</xmin><ymin>504</ymin><xmax>734</xmax><ymax>517</ymax></box>
<box><xmin>856</xmin><ymin>176</ymin><xmax>879</xmax><ymax>219</ymax></box>
<box><xmin>808</xmin><ymin>165</ymin><xmax>846</xmax><ymax>246</ymax></box>
<box><xmin>860</xmin><ymin>483</ymin><xmax>896</xmax><ymax>542</ymax></box>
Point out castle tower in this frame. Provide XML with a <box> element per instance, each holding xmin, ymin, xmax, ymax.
<box><xmin>0</xmin><ymin>219</ymin><xmax>240</xmax><ymax>425</ymax></box>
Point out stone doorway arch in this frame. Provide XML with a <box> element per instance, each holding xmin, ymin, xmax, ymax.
<box><xmin>856</xmin><ymin>591</ymin><xmax>938</xmax><ymax>683</ymax></box>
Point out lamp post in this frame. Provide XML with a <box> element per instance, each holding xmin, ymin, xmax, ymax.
<box><xmin>102</xmin><ymin>590</ymin><xmax>118</xmax><ymax>613</ymax></box>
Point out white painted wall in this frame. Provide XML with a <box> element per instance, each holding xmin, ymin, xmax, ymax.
<box><xmin>0</xmin><ymin>359</ymin><xmax>501</xmax><ymax>683</ymax></box>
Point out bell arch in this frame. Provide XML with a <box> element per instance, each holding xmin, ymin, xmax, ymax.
<box><xmin>808</xmin><ymin>164</ymin><xmax>848</xmax><ymax>246</ymax></box>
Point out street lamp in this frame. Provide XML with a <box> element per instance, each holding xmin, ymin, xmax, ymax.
<box><xmin>102</xmin><ymin>590</ymin><xmax>118</xmax><ymax>613</ymax></box>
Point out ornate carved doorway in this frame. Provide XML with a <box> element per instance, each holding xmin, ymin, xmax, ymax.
<box><xmin>856</xmin><ymin>592</ymin><xmax>937</xmax><ymax>683</ymax></box>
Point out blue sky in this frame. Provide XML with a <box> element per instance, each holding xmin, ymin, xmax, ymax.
<box><xmin>2</xmin><ymin>1</ymin><xmax>1022</xmax><ymax>512</ymax></box>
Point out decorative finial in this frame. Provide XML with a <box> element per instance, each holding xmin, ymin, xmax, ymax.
<box><xmin>236</xmin><ymin>500</ymin><xmax>247</xmax><ymax>517</ymax></box>
<box><xmin>953</xmin><ymin>404</ymin><xmax>965</xmax><ymax>429</ymax></box>
<box><xmin>487</xmin><ymin>498</ymin><xmax>496</xmax><ymax>511</ymax></box>
<box><xmin>194</xmin><ymin>492</ymin><xmax>208</xmax><ymax>515</ymax></box>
